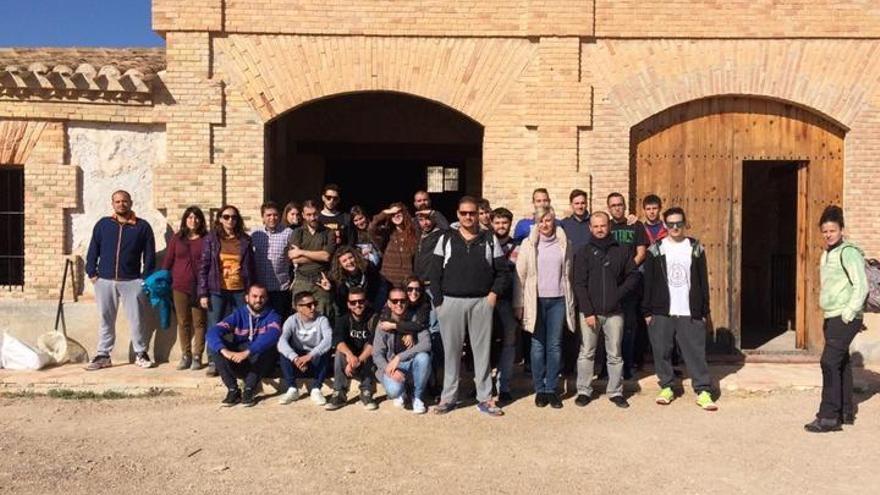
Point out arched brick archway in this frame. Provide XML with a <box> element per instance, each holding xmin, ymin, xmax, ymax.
<box><xmin>631</xmin><ymin>96</ymin><xmax>845</xmax><ymax>353</ymax></box>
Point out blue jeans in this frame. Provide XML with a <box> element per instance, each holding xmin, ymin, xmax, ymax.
<box><xmin>380</xmin><ymin>352</ymin><xmax>431</xmax><ymax>401</ymax></box>
<box><xmin>207</xmin><ymin>290</ymin><xmax>246</xmax><ymax>328</ymax></box>
<box><xmin>530</xmin><ymin>297</ymin><xmax>565</xmax><ymax>394</ymax></box>
<box><xmin>280</xmin><ymin>351</ymin><xmax>331</xmax><ymax>390</ymax></box>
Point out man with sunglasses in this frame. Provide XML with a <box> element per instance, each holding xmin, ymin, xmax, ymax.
<box><xmin>288</xmin><ymin>200</ymin><xmax>335</xmax><ymax>319</ymax></box>
<box><xmin>325</xmin><ymin>287</ymin><xmax>378</xmax><ymax>411</ymax></box>
<box><xmin>429</xmin><ymin>196</ymin><xmax>510</xmax><ymax>416</ymax></box>
<box><xmin>277</xmin><ymin>291</ymin><xmax>334</xmax><ymax>406</ymax></box>
<box><xmin>642</xmin><ymin>208</ymin><xmax>717</xmax><ymax>411</ymax></box>
<box><xmin>318</xmin><ymin>183</ymin><xmax>351</xmax><ymax>246</ymax></box>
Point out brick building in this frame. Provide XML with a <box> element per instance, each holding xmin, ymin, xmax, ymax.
<box><xmin>1</xmin><ymin>1</ymin><xmax>879</xmax><ymax>356</ymax></box>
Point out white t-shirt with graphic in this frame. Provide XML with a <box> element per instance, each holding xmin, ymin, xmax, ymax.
<box><xmin>661</xmin><ymin>238</ymin><xmax>692</xmax><ymax>316</ymax></box>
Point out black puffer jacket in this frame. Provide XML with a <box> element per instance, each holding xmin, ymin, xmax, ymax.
<box><xmin>573</xmin><ymin>237</ymin><xmax>639</xmax><ymax>317</ymax></box>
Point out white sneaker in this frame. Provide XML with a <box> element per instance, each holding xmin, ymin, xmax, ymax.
<box><xmin>278</xmin><ymin>387</ymin><xmax>300</xmax><ymax>405</ymax></box>
<box><xmin>310</xmin><ymin>388</ymin><xmax>327</xmax><ymax>406</ymax></box>
<box><xmin>134</xmin><ymin>352</ymin><xmax>154</xmax><ymax>369</ymax></box>
<box><xmin>393</xmin><ymin>394</ymin><xmax>406</xmax><ymax>409</ymax></box>
<box><xmin>412</xmin><ymin>398</ymin><xmax>427</xmax><ymax>415</ymax></box>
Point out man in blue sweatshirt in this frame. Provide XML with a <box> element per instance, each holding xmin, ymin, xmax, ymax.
<box><xmin>206</xmin><ymin>283</ymin><xmax>282</xmax><ymax>407</ymax></box>
<box><xmin>84</xmin><ymin>190</ymin><xmax>156</xmax><ymax>371</ymax></box>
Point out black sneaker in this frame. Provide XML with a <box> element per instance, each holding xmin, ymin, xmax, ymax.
<box><xmin>574</xmin><ymin>394</ymin><xmax>592</xmax><ymax>407</ymax></box>
<box><xmin>548</xmin><ymin>393</ymin><xmax>563</xmax><ymax>409</ymax></box>
<box><xmin>535</xmin><ymin>393</ymin><xmax>549</xmax><ymax>408</ymax></box>
<box><xmin>804</xmin><ymin>417</ymin><xmax>842</xmax><ymax>433</ymax></box>
<box><xmin>221</xmin><ymin>388</ymin><xmax>241</xmax><ymax>407</ymax></box>
<box><xmin>498</xmin><ymin>391</ymin><xmax>514</xmax><ymax>406</ymax></box>
<box><xmin>610</xmin><ymin>396</ymin><xmax>630</xmax><ymax>409</ymax></box>
<box><xmin>85</xmin><ymin>354</ymin><xmax>112</xmax><ymax>371</ymax></box>
<box><xmin>360</xmin><ymin>391</ymin><xmax>378</xmax><ymax>411</ymax></box>
<box><xmin>241</xmin><ymin>388</ymin><xmax>256</xmax><ymax>407</ymax></box>
<box><xmin>325</xmin><ymin>391</ymin><xmax>347</xmax><ymax>411</ymax></box>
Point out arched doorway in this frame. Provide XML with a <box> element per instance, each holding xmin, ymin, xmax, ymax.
<box><xmin>631</xmin><ymin>96</ymin><xmax>845</xmax><ymax>353</ymax></box>
<box><xmin>265</xmin><ymin>92</ymin><xmax>483</xmax><ymax>219</ymax></box>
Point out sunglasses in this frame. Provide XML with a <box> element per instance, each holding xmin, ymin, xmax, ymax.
<box><xmin>666</xmin><ymin>221</ymin><xmax>685</xmax><ymax>229</ymax></box>
<box><xmin>389</xmin><ymin>298</ymin><xmax>407</xmax><ymax>305</ymax></box>
<box><xmin>220</xmin><ymin>214</ymin><xmax>238</xmax><ymax>220</ymax></box>
<box><xmin>405</xmin><ymin>287</ymin><xmax>421</xmax><ymax>292</ymax></box>
<box><xmin>323</xmin><ymin>194</ymin><xmax>340</xmax><ymax>201</ymax></box>
<box><xmin>458</xmin><ymin>210</ymin><xmax>478</xmax><ymax>217</ymax></box>
<box><xmin>347</xmin><ymin>299</ymin><xmax>366</xmax><ymax>306</ymax></box>
<box><xmin>297</xmin><ymin>301</ymin><xmax>317</xmax><ymax>308</ymax></box>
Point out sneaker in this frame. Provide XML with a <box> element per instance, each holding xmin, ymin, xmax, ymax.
<box><xmin>135</xmin><ymin>352</ymin><xmax>155</xmax><ymax>369</ymax></box>
<box><xmin>574</xmin><ymin>394</ymin><xmax>592</xmax><ymax>407</ymax></box>
<box><xmin>176</xmin><ymin>355</ymin><xmax>192</xmax><ymax>371</ymax></box>
<box><xmin>242</xmin><ymin>388</ymin><xmax>256</xmax><ymax>407</ymax></box>
<box><xmin>393</xmin><ymin>393</ymin><xmax>407</xmax><ymax>409</ymax></box>
<box><xmin>434</xmin><ymin>401</ymin><xmax>456</xmax><ymax>415</ymax></box>
<box><xmin>656</xmin><ymin>387</ymin><xmax>674</xmax><ymax>405</ymax></box>
<box><xmin>85</xmin><ymin>354</ymin><xmax>112</xmax><ymax>371</ymax></box>
<box><xmin>310</xmin><ymin>388</ymin><xmax>327</xmax><ymax>406</ymax></box>
<box><xmin>535</xmin><ymin>393</ymin><xmax>549</xmax><ymax>408</ymax></box>
<box><xmin>498</xmin><ymin>391</ymin><xmax>514</xmax><ymax>406</ymax></box>
<box><xmin>360</xmin><ymin>391</ymin><xmax>378</xmax><ymax>411</ymax></box>
<box><xmin>221</xmin><ymin>388</ymin><xmax>241</xmax><ymax>407</ymax></box>
<box><xmin>804</xmin><ymin>417</ymin><xmax>842</xmax><ymax>433</ymax></box>
<box><xmin>841</xmin><ymin>413</ymin><xmax>856</xmax><ymax>426</ymax></box>
<box><xmin>205</xmin><ymin>362</ymin><xmax>218</xmax><ymax>377</ymax></box>
<box><xmin>190</xmin><ymin>355</ymin><xmax>203</xmax><ymax>371</ymax></box>
<box><xmin>412</xmin><ymin>398</ymin><xmax>427</xmax><ymax>415</ymax></box>
<box><xmin>610</xmin><ymin>396</ymin><xmax>630</xmax><ymax>409</ymax></box>
<box><xmin>278</xmin><ymin>386</ymin><xmax>301</xmax><ymax>405</ymax></box>
<box><xmin>325</xmin><ymin>391</ymin><xmax>347</xmax><ymax>411</ymax></box>
<box><xmin>548</xmin><ymin>393</ymin><xmax>563</xmax><ymax>409</ymax></box>
<box><xmin>477</xmin><ymin>401</ymin><xmax>505</xmax><ymax>417</ymax></box>
<box><xmin>696</xmin><ymin>391</ymin><xmax>718</xmax><ymax>411</ymax></box>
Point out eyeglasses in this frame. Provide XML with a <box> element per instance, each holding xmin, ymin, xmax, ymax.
<box><xmin>405</xmin><ymin>287</ymin><xmax>421</xmax><ymax>292</ymax></box>
<box><xmin>458</xmin><ymin>210</ymin><xmax>478</xmax><ymax>217</ymax></box>
<box><xmin>220</xmin><ymin>214</ymin><xmax>238</xmax><ymax>220</ymax></box>
<box><xmin>297</xmin><ymin>301</ymin><xmax>317</xmax><ymax>308</ymax></box>
<box><xmin>389</xmin><ymin>298</ymin><xmax>407</xmax><ymax>305</ymax></box>
<box><xmin>666</xmin><ymin>221</ymin><xmax>686</xmax><ymax>229</ymax></box>
<box><xmin>347</xmin><ymin>299</ymin><xmax>366</xmax><ymax>306</ymax></box>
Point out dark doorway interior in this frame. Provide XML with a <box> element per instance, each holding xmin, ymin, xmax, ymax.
<box><xmin>740</xmin><ymin>160</ymin><xmax>800</xmax><ymax>350</ymax></box>
<box><xmin>266</xmin><ymin>92</ymin><xmax>483</xmax><ymax>220</ymax></box>
<box><xmin>0</xmin><ymin>166</ymin><xmax>24</xmax><ymax>286</ymax></box>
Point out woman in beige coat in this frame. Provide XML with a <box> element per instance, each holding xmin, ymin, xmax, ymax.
<box><xmin>513</xmin><ymin>206</ymin><xmax>576</xmax><ymax>408</ymax></box>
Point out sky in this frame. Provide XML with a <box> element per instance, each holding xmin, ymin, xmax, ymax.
<box><xmin>0</xmin><ymin>1</ymin><xmax>162</xmax><ymax>47</ymax></box>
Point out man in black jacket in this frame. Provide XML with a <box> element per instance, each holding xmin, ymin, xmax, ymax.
<box><xmin>325</xmin><ymin>287</ymin><xmax>377</xmax><ymax>411</ymax></box>
<box><xmin>642</xmin><ymin>207</ymin><xmax>717</xmax><ymax>411</ymax></box>
<box><xmin>429</xmin><ymin>196</ymin><xmax>510</xmax><ymax>416</ymax></box>
<box><xmin>573</xmin><ymin>212</ymin><xmax>639</xmax><ymax>408</ymax></box>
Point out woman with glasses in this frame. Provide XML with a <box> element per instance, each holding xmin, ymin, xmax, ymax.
<box><xmin>369</xmin><ymin>202</ymin><xmax>419</xmax><ymax>305</ymax></box>
<box><xmin>162</xmin><ymin>206</ymin><xmax>209</xmax><ymax>370</ymax></box>
<box><xmin>514</xmin><ymin>205</ymin><xmax>576</xmax><ymax>408</ymax></box>
<box><xmin>198</xmin><ymin>205</ymin><xmax>256</xmax><ymax>376</ymax></box>
<box><xmin>316</xmin><ymin>245</ymin><xmax>380</xmax><ymax>313</ymax></box>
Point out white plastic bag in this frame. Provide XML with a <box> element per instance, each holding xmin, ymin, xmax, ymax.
<box><xmin>0</xmin><ymin>332</ymin><xmax>53</xmax><ymax>370</ymax></box>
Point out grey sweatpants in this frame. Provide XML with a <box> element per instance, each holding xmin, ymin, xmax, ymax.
<box><xmin>576</xmin><ymin>313</ymin><xmax>624</xmax><ymax>397</ymax></box>
<box><xmin>437</xmin><ymin>296</ymin><xmax>494</xmax><ymax>404</ymax></box>
<box><xmin>94</xmin><ymin>278</ymin><xmax>148</xmax><ymax>355</ymax></box>
<box><xmin>648</xmin><ymin>315</ymin><xmax>712</xmax><ymax>393</ymax></box>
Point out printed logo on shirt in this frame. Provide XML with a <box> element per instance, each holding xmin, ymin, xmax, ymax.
<box><xmin>612</xmin><ymin>228</ymin><xmax>636</xmax><ymax>246</ymax></box>
<box><xmin>350</xmin><ymin>329</ymin><xmax>369</xmax><ymax>340</ymax></box>
<box><xmin>668</xmin><ymin>260</ymin><xmax>689</xmax><ymax>289</ymax></box>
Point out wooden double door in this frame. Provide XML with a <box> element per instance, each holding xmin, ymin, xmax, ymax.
<box><xmin>632</xmin><ymin>97</ymin><xmax>844</xmax><ymax>351</ymax></box>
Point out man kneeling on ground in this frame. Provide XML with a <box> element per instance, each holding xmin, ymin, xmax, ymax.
<box><xmin>325</xmin><ymin>287</ymin><xmax>378</xmax><ymax>411</ymax></box>
<box><xmin>206</xmin><ymin>283</ymin><xmax>282</xmax><ymax>407</ymax></box>
<box><xmin>373</xmin><ymin>287</ymin><xmax>432</xmax><ymax>414</ymax></box>
<box><xmin>278</xmin><ymin>291</ymin><xmax>334</xmax><ymax>406</ymax></box>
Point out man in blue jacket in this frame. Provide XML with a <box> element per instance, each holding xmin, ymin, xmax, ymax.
<box><xmin>207</xmin><ymin>284</ymin><xmax>282</xmax><ymax>407</ymax></box>
<box><xmin>84</xmin><ymin>190</ymin><xmax>156</xmax><ymax>371</ymax></box>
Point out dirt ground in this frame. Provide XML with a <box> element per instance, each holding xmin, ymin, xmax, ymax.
<box><xmin>0</xmin><ymin>387</ymin><xmax>878</xmax><ymax>495</ymax></box>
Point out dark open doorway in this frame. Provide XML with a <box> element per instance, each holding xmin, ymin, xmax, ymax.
<box><xmin>740</xmin><ymin>160</ymin><xmax>801</xmax><ymax>350</ymax></box>
<box><xmin>265</xmin><ymin>92</ymin><xmax>483</xmax><ymax>220</ymax></box>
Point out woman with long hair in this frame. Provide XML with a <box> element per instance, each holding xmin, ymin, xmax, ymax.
<box><xmin>804</xmin><ymin>205</ymin><xmax>869</xmax><ymax>433</ymax></box>
<box><xmin>350</xmin><ymin>205</ymin><xmax>381</xmax><ymax>266</ymax></box>
<box><xmin>369</xmin><ymin>202</ymin><xmax>418</xmax><ymax>305</ymax></box>
<box><xmin>282</xmin><ymin>201</ymin><xmax>302</xmax><ymax>231</ymax></box>
<box><xmin>162</xmin><ymin>206</ymin><xmax>209</xmax><ymax>370</ymax></box>
<box><xmin>316</xmin><ymin>245</ymin><xmax>380</xmax><ymax>312</ymax></box>
<box><xmin>198</xmin><ymin>204</ymin><xmax>256</xmax><ymax>376</ymax></box>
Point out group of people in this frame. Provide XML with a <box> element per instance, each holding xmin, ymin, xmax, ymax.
<box><xmin>83</xmin><ymin>186</ymin><xmax>869</xmax><ymax>428</ymax></box>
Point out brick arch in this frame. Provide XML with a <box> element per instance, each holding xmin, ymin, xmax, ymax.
<box><xmin>213</xmin><ymin>34</ymin><xmax>536</xmax><ymax>126</ymax></box>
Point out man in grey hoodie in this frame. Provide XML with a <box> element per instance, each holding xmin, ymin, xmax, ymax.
<box><xmin>277</xmin><ymin>291</ymin><xmax>333</xmax><ymax>406</ymax></box>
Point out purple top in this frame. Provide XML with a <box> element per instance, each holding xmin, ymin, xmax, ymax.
<box><xmin>537</xmin><ymin>233</ymin><xmax>564</xmax><ymax>298</ymax></box>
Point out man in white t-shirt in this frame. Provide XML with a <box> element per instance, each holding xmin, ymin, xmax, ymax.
<box><xmin>641</xmin><ymin>207</ymin><xmax>717</xmax><ymax>411</ymax></box>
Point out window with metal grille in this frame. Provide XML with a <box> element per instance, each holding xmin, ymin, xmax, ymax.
<box><xmin>0</xmin><ymin>167</ymin><xmax>24</xmax><ymax>286</ymax></box>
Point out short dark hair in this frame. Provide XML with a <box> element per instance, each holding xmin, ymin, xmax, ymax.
<box><xmin>477</xmin><ymin>198</ymin><xmax>492</xmax><ymax>211</ymax></box>
<box><xmin>302</xmin><ymin>199</ymin><xmax>320</xmax><ymax>211</ymax></box>
<box><xmin>111</xmin><ymin>190</ymin><xmax>132</xmax><ymax>201</ymax></box>
<box><xmin>819</xmin><ymin>205</ymin><xmax>844</xmax><ymax>228</ymax></box>
<box><xmin>347</xmin><ymin>286</ymin><xmax>366</xmax><ymax>300</ymax></box>
<box><xmin>322</xmin><ymin>184</ymin><xmax>340</xmax><ymax>195</ymax></box>
<box><xmin>606</xmin><ymin>192</ymin><xmax>625</xmax><ymax>204</ymax></box>
<box><xmin>459</xmin><ymin>196</ymin><xmax>479</xmax><ymax>208</ymax></box>
<box><xmin>569</xmin><ymin>189</ymin><xmax>587</xmax><ymax>203</ymax></box>
<box><xmin>533</xmin><ymin>188</ymin><xmax>549</xmax><ymax>199</ymax></box>
<box><xmin>662</xmin><ymin>207</ymin><xmax>687</xmax><ymax>223</ymax></box>
<box><xmin>387</xmin><ymin>286</ymin><xmax>407</xmax><ymax>298</ymax></box>
<box><xmin>293</xmin><ymin>291</ymin><xmax>314</xmax><ymax>305</ymax></box>
<box><xmin>248</xmin><ymin>283</ymin><xmax>268</xmax><ymax>294</ymax></box>
<box><xmin>260</xmin><ymin>201</ymin><xmax>280</xmax><ymax>215</ymax></box>
<box><xmin>642</xmin><ymin>194</ymin><xmax>662</xmax><ymax>208</ymax></box>
<box><xmin>492</xmin><ymin>207</ymin><xmax>513</xmax><ymax>222</ymax></box>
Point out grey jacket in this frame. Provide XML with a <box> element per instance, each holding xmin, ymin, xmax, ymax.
<box><xmin>372</xmin><ymin>322</ymin><xmax>431</xmax><ymax>381</ymax></box>
<box><xmin>278</xmin><ymin>314</ymin><xmax>333</xmax><ymax>360</ymax></box>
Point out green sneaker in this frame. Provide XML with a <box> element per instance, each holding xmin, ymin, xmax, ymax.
<box><xmin>655</xmin><ymin>387</ymin><xmax>674</xmax><ymax>405</ymax></box>
<box><xmin>696</xmin><ymin>391</ymin><xmax>718</xmax><ymax>411</ymax></box>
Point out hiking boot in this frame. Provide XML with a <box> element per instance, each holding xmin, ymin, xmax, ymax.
<box><xmin>497</xmin><ymin>391</ymin><xmax>514</xmax><ymax>406</ymax></box>
<box><xmin>309</xmin><ymin>388</ymin><xmax>327</xmax><ymax>406</ymax></box>
<box><xmin>85</xmin><ymin>354</ymin><xmax>112</xmax><ymax>371</ymax></box>
<box><xmin>412</xmin><ymin>398</ymin><xmax>427</xmax><ymax>415</ymax></box>
<box><xmin>610</xmin><ymin>396</ymin><xmax>630</xmax><ymax>409</ymax></box>
<box><xmin>190</xmin><ymin>355</ymin><xmax>203</xmax><ymax>371</ymax></box>
<box><xmin>176</xmin><ymin>354</ymin><xmax>192</xmax><ymax>371</ymax></box>
<box><xmin>804</xmin><ymin>417</ymin><xmax>842</xmax><ymax>433</ymax></box>
<box><xmin>221</xmin><ymin>388</ymin><xmax>241</xmax><ymax>407</ymax></box>
<box><xmin>324</xmin><ymin>391</ymin><xmax>347</xmax><ymax>411</ymax></box>
<box><xmin>535</xmin><ymin>393</ymin><xmax>549</xmax><ymax>408</ymax></box>
<box><xmin>278</xmin><ymin>386</ymin><xmax>301</xmax><ymax>405</ymax></box>
<box><xmin>477</xmin><ymin>401</ymin><xmax>504</xmax><ymax>417</ymax></box>
<box><xmin>134</xmin><ymin>352</ymin><xmax>155</xmax><ymax>369</ymax></box>
<box><xmin>241</xmin><ymin>388</ymin><xmax>256</xmax><ymax>407</ymax></box>
<box><xmin>574</xmin><ymin>394</ymin><xmax>592</xmax><ymax>407</ymax></box>
<box><xmin>360</xmin><ymin>391</ymin><xmax>378</xmax><ymax>411</ymax></box>
<box><xmin>548</xmin><ymin>393</ymin><xmax>563</xmax><ymax>409</ymax></box>
<box><xmin>205</xmin><ymin>362</ymin><xmax>218</xmax><ymax>377</ymax></box>
<box><xmin>656</xmin><ymin>387</ymin><xmax>674</xmax><ymax>405</ymax></box>
<box><xmin>696</xmin><ymin>391</ymin><xmax>718</xmax><ymax>411</ymax></box>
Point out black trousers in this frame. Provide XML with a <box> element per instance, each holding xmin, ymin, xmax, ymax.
<box><xmin>212</xmin><ymin>348</ymin><xmax>279</xmax><ymax>392</ymax></box>
<box><xmin>333</xmin><ymin>352</ymin><xmax>375</xmax><ymax>393</ymax></box>
<box><xmin>818</xmin><ymin>316</ymin><xmax>862</xmax><ymax>419</ymax></box>
<box><xmin>648</xmin><ymin>315</ymin><xmax>712</xmax><ymax>393</ymax></box>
